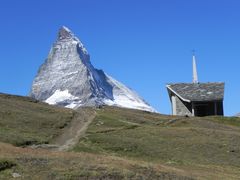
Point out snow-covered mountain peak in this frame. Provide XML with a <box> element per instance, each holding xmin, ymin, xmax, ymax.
<box><xmin>30</xmin><ymin>26</ymin><xmax>156</xmax><ymax>112</ymax></box>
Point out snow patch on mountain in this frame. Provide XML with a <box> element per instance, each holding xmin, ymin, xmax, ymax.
<box><xmin>45</xmin><ymin>89</ymin><xmax>78</xmax><ymax>105</ymax></box>
<box><xmin>103</xmin><ymin>75</ymin><xmax>155</xmax><ymax>111</ymax></box>
<box><xmin>45</xmin><ymin>90</ymin><xmax>81</xmax><ymax>108</ymax></box>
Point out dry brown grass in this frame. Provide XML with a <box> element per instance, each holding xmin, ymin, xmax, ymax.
<box><xmin>1</xmin><ymin>141</ymin><xmax>239</xmax><ymax>179</ymax></box>
<box><xmin>0</xmin><ymin>142</ymin><xmax>195</xmax><ymax>179</ymax></box>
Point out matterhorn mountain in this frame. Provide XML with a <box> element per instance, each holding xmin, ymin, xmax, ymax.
<box><xmin>30</xmin><ymin>26</ymin><xmax>155</xmax><ymax>112</ymax></box>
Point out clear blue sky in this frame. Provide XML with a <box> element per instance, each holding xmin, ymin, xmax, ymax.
<box><xmin>0</xmin><ymin>0</ymin><xmax>240</xmax><ymax>115</ymax></box>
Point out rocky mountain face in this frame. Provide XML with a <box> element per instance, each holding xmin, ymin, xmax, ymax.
<box><xmin>29</xmin><ymin>26</ymin><xmax>155</xmax><ymax>112</ymax></box>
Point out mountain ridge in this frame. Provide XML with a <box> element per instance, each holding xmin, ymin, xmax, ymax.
<box><xmin>29</xmin><ymin>26</ymin><xmax>156</xmax><ymax>112</ymax></box>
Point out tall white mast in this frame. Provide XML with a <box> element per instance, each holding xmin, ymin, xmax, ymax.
<box><xmin>192</xmin><ymin>53</ymin><xmax>198</xmax><ymax>84</ymax></box>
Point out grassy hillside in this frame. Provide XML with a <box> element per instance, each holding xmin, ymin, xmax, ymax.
<box><xmin>0</xmin><ymin>93</ymin><xmax>75</xmax><ymax>146</ymax></box>
<box><xmin>73</xmin><ymin>106</ymin><xmax>240</xmax><ymax>179</ymax></box>
<box><xmin>0</xmin><ymin>142</ymin><xmax>193</xmax><ymax>179</ymax></box>
<box><xmin>0</xmin><ymin>93</ymin><xmax>240</xmax><ymax>179</ymax></box>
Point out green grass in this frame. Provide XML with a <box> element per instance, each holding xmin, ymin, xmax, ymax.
<box><xmin>205</xmin><ymin>116</ymin><xmax>240</xmax><ymax>127</ymax></box>
<box><xmin>1</xmin><ymin>93</ymin><xmax>240</xmax><ymax>179</ymax></box>
<box><xmin>0</xmin><ymin>93</ymin><xmax>75</xmax><ymax>146</ymax></box>
<box><xmin>74</xmin><ymin>106</ymin><xmax>240</xmax><ymax>177</ymax></box>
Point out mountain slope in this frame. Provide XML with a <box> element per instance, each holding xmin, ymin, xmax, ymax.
<box><xmin>29</xmin><ymin>26</ymin><xmax>155</xmax><ymax>112</ymax></box>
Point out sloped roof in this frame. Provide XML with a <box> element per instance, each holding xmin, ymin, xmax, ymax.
<box><xmin>167</xmin><ymin>83</ymin><xmax>225</xmax><ymax>102</ymax></box>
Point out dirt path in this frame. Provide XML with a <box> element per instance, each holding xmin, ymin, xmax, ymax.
<box><xmin>53</xmin><ymin>108</ymin><xmax>96</xmax><ymax>151</ymax></box>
